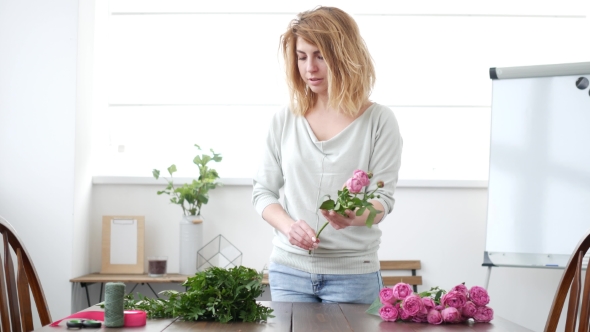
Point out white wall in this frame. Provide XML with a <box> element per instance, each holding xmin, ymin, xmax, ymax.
<box><xmin>0</xmin><ymin>0</ymin><xmax>94</xmax><ymax>324</ymax></box>
<box><xmin>87</xmin><ymin>184</ymin><xmax>565</xmax><ymax>331</ymax></box>
<box><xmin>72</xmin><ymin>0</ymin><xmax>95</xmax><ymax>294</ymax></box>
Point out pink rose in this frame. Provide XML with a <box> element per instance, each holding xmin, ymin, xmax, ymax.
<box><xmin>411</xmin><ymin>314</ymin><xmax>428</xmax><ymax>323</ymax></box>
<box><xmin>461</xmin><ymin>301</ymin><xmax>477</xmax><ymax>318</ymax></box>
<box><xmin>352</xmin><ymin>169</ymin><xmax>371</xmax><ymax>186</ymax></box>
<box><xmin>379</xmin><ymin>287</ymin><xmax>397</xmax><ymax>304</ymax></box>
<box><xmin>379</xmin><ymin>303</ymin><xmax>399</xmax><ymax>322</ymax></box>
<box><xmin>469</xmin><ymin>286</ymin><xmax>490</xmax><ymax>306</ymax></box>
<box><xmin>427</xmin><ymin>309</ymin><xmax>443</xmax><ymax>324</ymax></box>
<box><xmin>451</xmin><ymin>283</ymin><xmax>469</xmax><ymax>297</ymax></box>
<box><xmin>346</xmin><ymin>177</ymin><xmax>363</xmax><ymax>194</ymax></box>
<box><xmin>392</xmin><ymin>283</ymin><xmax>413</xmax><ymax>300</ymax></box>
<box><xmin>400</xmin><ymin>308</ymin><xmax>410</xmax><ymax>320</ymax></box>
<box><xmin>421</xmin><ymin>297</ymin><xmax>436</xmax><ymax>312</ymax></box>
<box><xmin>419</xmin><ymin>304</ymin><xmax>428</xmax><ymax>316</ymax></box>
<box><xmin>441</xmin><ymin>290</ymin><xmax>467</xmax><ymax>309</ymax></box>
<box><xmin>473</xmin><ymin>306</ymin><xmax>494</xmax><ymax>323</ymax></box>
<box><xmin>441</xmin><ymin>307</ymin><xmax>462</xmax><ymax>323</ymax></box>
<box><xmin>434</xmin><ymin>304</ymin><xmax>444</xmax><ymax>311</ymax></box>
<box><xmin>401</xmin><ymin>294</ymin><xmax>424</xmax><ymax>317</ymax></box>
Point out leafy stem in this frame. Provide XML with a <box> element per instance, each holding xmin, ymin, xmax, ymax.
<box><xmin>153</xmin><ymin>144</ymin><xmax>222</xmax><ymax>216</ymax></box>
<box><xmin>308</xmin><ymin>221</ymin><xmax>330</xmax><ymax>254</ymax></box>
<box><xmin>310</xmin><ymin>172</ymin><xmax>384</xmax><ymax>255</ymax></box>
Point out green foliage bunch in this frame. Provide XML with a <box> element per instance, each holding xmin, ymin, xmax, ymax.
<box><xmin>153</xmin><ymin>144</ymin><xmax>222</xmax><ymax>216</ymax></box>
<box><xmin>111</xmin><ymin>266</ymin><xmax>274</xmax><ymax>323</ymax></box>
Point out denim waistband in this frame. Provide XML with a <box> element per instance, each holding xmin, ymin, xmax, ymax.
<box><xmin>270</xmin><ymin>246</ymin><xmax>380</xmax><ymax>274</ymax></box>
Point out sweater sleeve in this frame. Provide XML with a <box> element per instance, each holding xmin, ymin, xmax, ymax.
<box><xmin>369</xmin><ymin>107</ymin><xmax>403</xmax><ymax>219</ymax></box>
<box><xmin>252</xmin><ymin>108</ymin><xmax>286</xmax><ymax>216</ymax></box>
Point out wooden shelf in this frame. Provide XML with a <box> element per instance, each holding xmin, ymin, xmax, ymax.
<box><xmin>70</xmin><ymin>273</ymin><xmax>189</xmax><ymax>284</ymax></box>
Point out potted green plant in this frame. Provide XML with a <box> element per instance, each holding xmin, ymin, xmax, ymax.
<box><xmin>152</xmin><ymin>144</ymin><xmax>222</xmax><ymax>275</ymax></box>
<box><xmin>152</xmin><ymin>144</ymin><xmax>222</xmax><ymax>217</ymax></box>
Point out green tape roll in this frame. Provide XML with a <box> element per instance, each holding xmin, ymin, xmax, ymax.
<box><xmin>104</xmin><ymin>282</ymin><xmax>125</xmax><ymax>327</ymax></box>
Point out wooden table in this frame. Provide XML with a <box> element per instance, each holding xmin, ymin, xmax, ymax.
<box><xmin>70</xmin><ymin>273</ymin><xmax>189</xmax><ymax>307</ymax></box>
<box><xmin>36</xmin><ymin>301</ymin><xmax>533</xmax><ymax>331</ymax></box>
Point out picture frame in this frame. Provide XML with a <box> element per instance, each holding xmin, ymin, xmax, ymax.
<box><xmin>101</xmin><ymin>215</ymin><xmax>145</xmax><ymax>274</ymax></box>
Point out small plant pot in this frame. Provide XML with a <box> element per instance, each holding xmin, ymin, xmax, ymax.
<box><xmin>148</xmin><ymin>256</ymin><xmax>168</xmax><ymax>277</ymax></box>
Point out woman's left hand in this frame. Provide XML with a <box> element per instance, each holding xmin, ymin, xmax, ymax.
<box><xmin>320</xmin><ymin>209</ymin><xmax>358</xmax><ymax>230</ymax></box>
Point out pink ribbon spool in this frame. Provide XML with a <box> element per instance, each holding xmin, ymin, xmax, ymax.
<box><xmin>50</xmin><ymin>310</ymin><xmax>147</xmax><ymax>327</ymax></box>
<box><xmin>124</xmin><ymin>310</ymin><xmax>147</xmax><ymax>326</ymax></box>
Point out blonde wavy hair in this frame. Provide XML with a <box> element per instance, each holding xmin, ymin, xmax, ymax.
<box><xmin>280</xmin><ymin>6</ymin><xmax>376</xmax><ymax>116</ymax></box>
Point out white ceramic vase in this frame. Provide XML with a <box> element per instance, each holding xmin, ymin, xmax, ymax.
<box><xmin>179</xmin><ymin>214</ymin><xmax>204</xmax><ymax>276</ymax></box>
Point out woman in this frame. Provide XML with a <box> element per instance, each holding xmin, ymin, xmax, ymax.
<box><xmin>252</xmin><ymin>6</ymin><xmax>402</xmax><ymax>303</ymax></box>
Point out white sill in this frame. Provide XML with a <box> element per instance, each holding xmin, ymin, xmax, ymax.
<box><xmin>92</xmin><ymin>176</ymin><xmax>488</xmax><ymax>188</ymax></box>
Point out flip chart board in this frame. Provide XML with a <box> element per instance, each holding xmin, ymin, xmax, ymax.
<box><xmin>484</xmin><ymin>62</ymin><xmax>590</xmax><ymax>269</ymax></box>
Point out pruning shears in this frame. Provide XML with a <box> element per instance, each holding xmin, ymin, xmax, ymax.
<box><xmin>66</xmin><ymin>319</ymin><xmax>102</xmax><ymax>329</ymax></box>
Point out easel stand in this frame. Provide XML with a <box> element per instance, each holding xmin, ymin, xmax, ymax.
<box><xmin>484</xmin><ymin>265</ymin><xmax>492</xmax><ymax>290</ymax></box>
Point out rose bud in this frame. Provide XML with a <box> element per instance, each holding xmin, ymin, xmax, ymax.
<box><xmin>367</xmin><ymin>171</ymin><xmax>373</xmax><ymax>179</ymax></box>
<box><xmin>377</xmin><ymin>180</ymin><xmax>384</xmax><ymax>188</ymax></box>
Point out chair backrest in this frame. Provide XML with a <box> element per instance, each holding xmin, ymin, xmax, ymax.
<box><xmin>380</xmin><ymin>260</ymin><xmax>422</xmax><ymax>293</ymax></box>
<box><xmin>545</xmin><ymin>229</ymin><xmax>590</xmax><ymax>332</ymax></box>
<box><xmin>0</xmin><ymin>216</ymin><xmax>51</xmax><ymax>332</ymax></box>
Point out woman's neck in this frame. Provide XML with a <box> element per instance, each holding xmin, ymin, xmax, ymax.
<box><xmin>310</xmin><ymin>95</ymin><xmax>371</xmax><ymax>118</ymax></box>
<box><xmin>313</xmin><ymin>94</ymin><xmax>330</xmax><ymax>112</ymax></box>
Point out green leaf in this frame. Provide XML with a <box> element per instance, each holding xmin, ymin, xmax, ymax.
<box><xmin>366</xmin><ymin>211</ymin><xmax>376</xmax><ymax>228</ymax></box>
<box><xmin>319</xmin><ymin>200</ymin><xmax>335</xmax><ymax>210</ymax></box>
<box><xmin>356</xmin><ymin>206</ymin><xmax>366</xmax><ymax>216</ymax></box>
<box><xmin>434</xmin><ymin>289</ymin><xmax>443</xmax><ymax>303</ymax></box>
<box><xmin>200</xmin><ymin>155</ymin><xmax>212</xmax><ymax>166</ymax></box>
<box><xmin>365</xmin><ymin>296</ymin><xmax>383</xmax><ymax>316</ymax></box>
<box><xmin>167</xmin><ymin>164</ymin><xmax>177</xmax><ymax>176</ymax></box>
<box><xmin>196</xmin><ymin>194</ymin><xmax>208</xmax><ymax>205</ymax></box>
<box><xmin>152</xmin><ymin>169</ymin><xmax>160</xmax><ymax>179</ymax></box>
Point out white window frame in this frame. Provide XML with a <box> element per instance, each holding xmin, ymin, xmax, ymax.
<box><xmin>89</xmin><ymin>0</ymin><xmax>589</xmax><ymax>188</ymax></box>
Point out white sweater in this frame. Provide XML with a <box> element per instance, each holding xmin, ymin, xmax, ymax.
<box><xmin>252</xmin><ymin>103</ymin><xmax>403</xmax><ymax>274</ymax></box>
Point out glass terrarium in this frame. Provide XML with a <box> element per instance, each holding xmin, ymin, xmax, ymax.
<box><xmin>197</xmin><ymin>235</ymin><xmax>242</xmax><ymax>271</ymax></box>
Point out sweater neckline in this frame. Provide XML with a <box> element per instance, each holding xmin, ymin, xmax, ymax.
<box><xmin>302</xmin><ymin>102</ymin><xmax>376</xmax><ymax>143</ymax></box>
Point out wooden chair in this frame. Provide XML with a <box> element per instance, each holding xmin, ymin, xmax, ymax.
<box><xmin>545</xmin><ymin>229</ymin><xmax>590</xmax><ymax>332</ymax></box>
<box><xmin>0</xmin><ymin>216</ymin><xmax>51</xmax><ymax>332</ymax></box>
<box><xmin>380</xmin><ymin>260</ymin><xmax>422</xmax><ymax>292</ymax></box>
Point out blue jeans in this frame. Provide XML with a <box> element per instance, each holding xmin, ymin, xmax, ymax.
<box><xmin>268</xmin><ymin>262</ymin><xmax>383</xmax><ymax>303</ymax></box>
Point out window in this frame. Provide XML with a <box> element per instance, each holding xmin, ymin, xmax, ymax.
<box><xmin>90</xmin><ymin>1</ymin><xmax>589</xmax><ymax>184</ymax></box>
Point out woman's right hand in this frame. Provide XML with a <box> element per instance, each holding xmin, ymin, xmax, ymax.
<box><xmin>287</xmin><ymin>220</ymin><xmax>319</xmax><ymax>251</ymax></box>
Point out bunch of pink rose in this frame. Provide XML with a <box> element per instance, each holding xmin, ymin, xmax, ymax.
<box><xmin>374</xmin><ymin>282</ymin><xmax>494</xmax><ymax>324</ymax></box>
